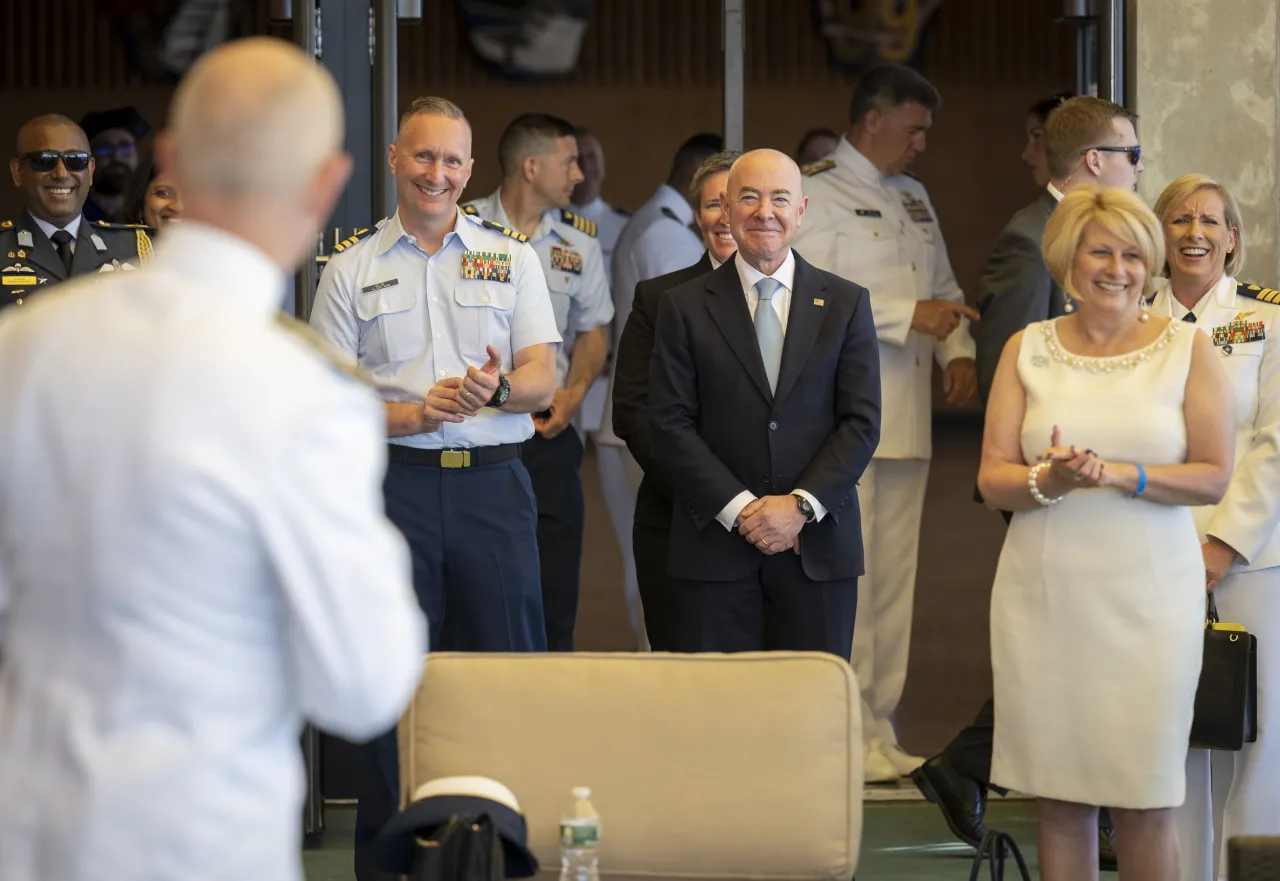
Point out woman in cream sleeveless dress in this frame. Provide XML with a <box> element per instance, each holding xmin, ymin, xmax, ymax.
<box><xmin>979</xmin><ymin>185</ymin><xmax>1234</xmax><ymax>880</ymax></box>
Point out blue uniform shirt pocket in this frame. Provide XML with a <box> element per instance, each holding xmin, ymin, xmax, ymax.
<box><xmin>453</xmin><ymin>279</ymin><xmax>517</xmax><ymax>365</ymax></box>
<box><xmin>356</xmin><ymin>283</ymin><xmax>423</xmax><ymax>365</ymax></box>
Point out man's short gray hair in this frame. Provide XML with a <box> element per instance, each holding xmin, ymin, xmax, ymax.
<box><xmin>398</xmin><ymin>97</ymin><xmax>468</xmax><ymax>134</ymax></box>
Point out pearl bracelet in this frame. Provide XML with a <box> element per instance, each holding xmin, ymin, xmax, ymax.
<box><xmin>1027</xmin><ymin>460</ymin><xmax>1063</xmax><ymax>507</ymax></box>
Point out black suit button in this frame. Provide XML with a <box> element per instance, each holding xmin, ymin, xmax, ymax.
<box><xmin>764</xmin><ymin>473</ymin><xmax>771</xmax><ymax>484</ymax></box>
<box><xmin>769</xmin><ymin>421</ymin><xmax>778</xmax><ymax>431</ymax></box>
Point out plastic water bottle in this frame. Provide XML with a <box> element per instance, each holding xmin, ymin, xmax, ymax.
<box><xmin>559</xmin><ymin>785</ymin><xmax>601</xmax><ymax>881</ymax></box>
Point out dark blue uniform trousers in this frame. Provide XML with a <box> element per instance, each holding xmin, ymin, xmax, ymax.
<box><xmin>521</xmin><ymin>428</ymin><xmax>585</xmax><ymax>652</ymax></box>
<box><xmin>354</xmin><ymin>455</ymin><xmax>545</xmax><ymax>881</ymax></box>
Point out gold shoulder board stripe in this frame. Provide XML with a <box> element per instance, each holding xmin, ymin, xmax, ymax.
<box><xmin>481</xmin><ymin>219</ymin><xmax>529</xmax><ymax>243</ymax></box>
<box><xmin>462</xmin><ymin>205</ymin><xmax>479</xmax><ymax>216</ymax></box>
<box><xmin>801</xmin><ymin>159</ymin><xmax>836</xmax><ymax>177</ymax></box>
<box><xmin>333</xmin><ymin>228</ymin><xmax>372</xmax><ymax>253</ymax></box>
<box><xmin>560</xmin><ymin>209</ymin><xmax>597</xmax><ymax>237</ymax></box>
<box><xmin>1238</xmin><ymin>282</ymin><xmax>1280</xmax><ymax>304</ymax></box>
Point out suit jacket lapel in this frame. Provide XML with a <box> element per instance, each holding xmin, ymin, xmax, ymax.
<box><xmin>1035</xmin><ymin>192</ymin><xmax>1068</xmax><ymax>318</ymax></box>
<box><xmin>17</xmin><ymin>210</ymin><xmax>66</xmax><ymax>281</ymax></box>
<box><xmin>704</xmin><ymin>261</ymin><xmax>773</xmax><ymax>403</ymax></box>
<box><xmin>774</xmin><ymin>255</ymin><xmax>828</xmax><ymax>405</ymax></box>
<box><xmin>72</xmin><ymin>218</ymin><xmax>110</xmax><ymax>275</ymax></box>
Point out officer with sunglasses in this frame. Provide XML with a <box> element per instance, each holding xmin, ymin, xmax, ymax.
<box><xmin>2</xmin><ymin>114</ymin><xmax>152</xmax><ymax>309</ymax></box>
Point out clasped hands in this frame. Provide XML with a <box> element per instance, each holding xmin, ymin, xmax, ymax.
<box><xmin>1033</xmin><ymin>425</ymin><xmax>1113</xmax><ymax>497</ymax></box>
<box><xmin>421</xmin><ymin>345</ymin><xmax>502</xmax><ymax>432</ymax></box>
<box><xmin>735</xmin><ymin>495</ymin><xmax>807</xmax><ymax>556</ymax></box>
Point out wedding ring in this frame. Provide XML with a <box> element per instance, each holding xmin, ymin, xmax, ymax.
<box><xmin>759</xmin><ymin>539</ymin><xmax>769</xmax><ymax>548</ymax></box>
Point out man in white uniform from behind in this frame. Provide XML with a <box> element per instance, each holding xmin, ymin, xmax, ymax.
<box><xmin>0</xmin><ymin>38</ymin><xmax>427</xmax><ymax>881</ymax></box>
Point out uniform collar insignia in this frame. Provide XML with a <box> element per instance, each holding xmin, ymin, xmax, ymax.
<box><xmin>17</xmin><ymin>230</ymin><xmax>34</xmax><ymax>248</ymax></box>
<box><xmin>91</xmin><ymin>233</ymin><xmax>107</xmax><ymax>253</ymax></box>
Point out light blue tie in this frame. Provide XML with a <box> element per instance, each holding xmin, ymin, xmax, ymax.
<box><xmin>754</xmin><ymin>277</ymin><xmax>783</xmax><ymax>393</ymax></box>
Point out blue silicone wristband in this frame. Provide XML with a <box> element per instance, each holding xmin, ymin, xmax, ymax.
<box><xmin>1132</xmin><ymin>463</ymin><xmax>1147</xmax><ymax>497</ymax></box>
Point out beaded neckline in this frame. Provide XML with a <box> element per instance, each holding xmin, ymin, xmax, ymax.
<box><xmin>1041</xmin><ymin>318</ymin><xmax>1181</xmax><ymax>373</ymax></box>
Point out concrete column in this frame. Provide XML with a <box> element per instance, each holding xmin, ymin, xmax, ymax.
<box><xmin>1133</xmin><ymin>0</ymin><xmax>1280</xmax><ymax>284</ymax></box>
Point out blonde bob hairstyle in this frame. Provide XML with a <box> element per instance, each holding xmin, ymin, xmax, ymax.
<box><xmin>1152</xmin><ymin>173</ymin><xmax>1246</xmax><ymax>278</ymax></box>
<box><xmin>1042</xmin><ymin>185</ymin><xmax>1165</xmax><ymax>299</ymax></box>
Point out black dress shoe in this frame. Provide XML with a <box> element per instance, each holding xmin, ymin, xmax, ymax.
<box><xmin>1098</xmin><ymin>820</ymin><xmax>1118</xmax><ymax>871</ymax></box>
<box><xmin>910</xmin><ymin>755</ymin><xmax>988</xmax><ymax>848</ymax></box>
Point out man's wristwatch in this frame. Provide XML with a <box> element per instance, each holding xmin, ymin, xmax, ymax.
<box><xmin>485</xmin><ymin>375</ymin><xmax>511</xmax><ymax>409</ymax></box>
<box><xmin>793</xmin><ymin>494</ymin><xmax>815</xmax><ymax>523</ymax></box>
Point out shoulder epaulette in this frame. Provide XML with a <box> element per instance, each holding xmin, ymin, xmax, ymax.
<box><xmin>560</xmin><ymin>209</ymin><xmax>597</xmax><ymax>237</ymax></box>
<box><xmin>1237</xmin><ymin>282</ymin><xmax>1280</xmax><ymax>305</ymax></box>
<box><xmin>481</xmin><ymin>219</ymin><xmax>528</xmax><ymax>243</ymax></box>
<box><xmin>660</xmin><ymin>206</ymin><xmax>682</xmax><ymax>223</ymax></box>
<box><xmin>332</xmin><ymin>228</ymin><xmax>372</xmax><ymax>253</ymax></box>
<box><xmin>0</xmin><ymin>220</ymin><xmax>11</xmax><ymax>229</ymax></box>
<box><xmin>903</xmin><ymin>170</ymin><xmax>922</xmax><ymax>181</ymax></box>
<box><xmin>801</xmin><ymin>159</ymin><xmax>836</xmax><ymax>177</ymax></box>
<box><xmin>94</xmin><ymin>219</ymin><xmax>149</xmax><ymax>230</ymax></box>
<box><xmin>136</xmin><ymin>228</ymin><xmax>153</xmax><ymax>265</ymax></box>
<box><xmin>461</xmin><ymin>204</ymin><xmax>480</xmax><ymax>216</ymax></box>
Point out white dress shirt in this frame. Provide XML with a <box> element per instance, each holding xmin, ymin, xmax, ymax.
<box><xmin>714</xmin><ymin>249</ymin><xmax>828</xmax><ymax>530</ymax></box>
<box><xmin>0</xmin><ymin>222</ymin><xmax>427</xmax><ymax>881</ymax></box>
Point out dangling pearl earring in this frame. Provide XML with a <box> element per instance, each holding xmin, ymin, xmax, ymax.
<box><xmin>1064</xmin><ymin>291</ymin><xmax>1075</xmax><ymax>313</ymax></box>
<box><xmin>1138</xmin><ymin>300</ymin><xmax>1151</xmax><ymax>322</ymax></box>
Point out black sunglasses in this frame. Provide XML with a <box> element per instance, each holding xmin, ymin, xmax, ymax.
<box><xmin>1079</xmin><ymin>145</ymin><xmax>1143</xmax><ymax>167</ymax></box>
<box><xmin>19</xmin><ymin>150</ymin><xmax>92</xmax><ymax>173</ymax></box>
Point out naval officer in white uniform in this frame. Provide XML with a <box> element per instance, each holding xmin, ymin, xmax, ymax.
<box><xmin>793</xmin><ymin>63</ymin><xmax>978</xmax><ymax>783</ymax></box>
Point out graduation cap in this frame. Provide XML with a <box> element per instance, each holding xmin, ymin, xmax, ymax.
<box><xmin>79</xmin><ymin>106</ymin><xmax>151</xmax><ymax>142</ymax></box>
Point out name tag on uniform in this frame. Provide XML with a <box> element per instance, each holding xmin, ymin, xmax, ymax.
<box><xmin>855</xmin><ymin>209</ymin><xmax>883</xmax><ymax>218</ymax></box>
<box><xmin>461</xmin><ymin>250</ymin><xmax>512</xmax><ymax>283</ymax></box>
<box><xmin>900</xmin><ymin>192</ymin><xmax>934</xmax><ymax>224</ymax></box>
<box><xmin>550</xmin><ymin>246</ymin><xmax>583</xmax><ymax>275</ymax></box>
<box><xmin>362</xmin><ymin>279</ymin><xmax>399</xmax><ymax>293</ymax></box>
<box><xmin>2</xmin><ymin>274</ymin><xmax>36</xmax><ymax>286</ymax></box>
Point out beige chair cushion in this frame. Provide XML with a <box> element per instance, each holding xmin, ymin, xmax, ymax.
<box><xmin>398</xmin><ymin>651</ymin><xmax>862</xmax><ymax>880</ymax></box>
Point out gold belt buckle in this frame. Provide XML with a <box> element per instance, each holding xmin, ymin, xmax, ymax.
<box><xmin>439</xmin><ymin>449</ymin><xmax>471</xmax><ymax>469</ymax></box>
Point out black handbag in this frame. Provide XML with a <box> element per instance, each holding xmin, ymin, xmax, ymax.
<box><xmin>967</xmin><ymin>829</ymin><xmax>1031</xmax><ymax>881</ymax></box>
<box><xmin>1189</xmin><ymin>595</ymin><xmax>1258</xmax><ymax>751</ymax></box>
<box><xmin>408</xmin><ymin>813</ymin><xmax>505</xmax><ymax>881</ymax></box>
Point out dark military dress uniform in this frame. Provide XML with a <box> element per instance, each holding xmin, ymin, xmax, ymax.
<box><xmin>0</xmin><ymin>210</ymin><xmax>154</xmax><ymax>309</ymax></box>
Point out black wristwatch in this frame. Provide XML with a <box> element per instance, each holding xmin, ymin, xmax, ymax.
<box><xmin>485</xmin><ymin>375</ymin><xmax>511</xmax><ymax>409</ymax></box>
<box><xmin>793</xmin><ymin>493</ymin><xmax>815</xmax><ymax>522</ymax></box>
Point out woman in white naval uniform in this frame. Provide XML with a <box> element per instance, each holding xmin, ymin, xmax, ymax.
<box><xmin>1150</xmin><ymin>174</ymin><xmax>1280</xmax><ymax>881</ymax></box>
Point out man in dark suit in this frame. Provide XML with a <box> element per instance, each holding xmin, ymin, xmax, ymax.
<box><xmin>3</xmin><ymin>114</ymin><xmax>153</xmax><ymax>310</ymax></box>
<box><xmin>914</xmin><ymin>95</ymin><xmax>1139</xmax><ymax>862</ymax></box>
<box><xmin>612</xmin><ymin>150</ymin><xmax>740</xmax><ymax>650</ymax></box>
<box><xmin>648</xmin><ymin>149</ymin><xmax>880</xmax><ymax>656</ymax></box>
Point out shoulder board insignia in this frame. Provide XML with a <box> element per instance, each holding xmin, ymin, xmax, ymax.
<box><xmin>481</xmin><ymin>219</ymin><xmax>528</xmax><ymax>243</ymax></box>
<box><xmin>461</xmin><ymin>204</ymin><xmax>480</xmax><ymax>216</ymax></box>
<box><xmin>903</xmin><ymin>170</ymin><xmax>922</xmax><ymax>182</ymax></box>
<box><xmin>801</xmin><ymin>159</ymin><xmax>836</xmax><ymax>177</ymax></box>
<box><xmin>1</xmin><ymin>220</ymin><xmax>11</xmax><ymax>229</ymax></box>
<box><xmin>660</xmin><ymin>206</ymin><xmax>681</xmax><ymax>223</ymax></box>
<box><xmin>560</xmin><ymin>209</ymin><xmax>597</xmax><ymax>237</ymax></box>
<box><xmin>94</xmin><ymin>220</ymin><xmax>149</xmax><ymax>229</ymax></box>
<box><xmin>1238</xmin><ymin>282</ymin><xmax>1280</xmax><ymax>305</ymax></box>
<box><xmin>332</xmin><ymin>228</ymin><xmax>372</xmax><ymax>253</ymax></box>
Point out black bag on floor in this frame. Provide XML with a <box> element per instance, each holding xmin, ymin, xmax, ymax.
<box><xmin>408</xmin><ymin>813</ymin><xmax>504</xmax><ymax>881</ymax></box>
<box><xmin>968</xmin><ymin>829</ymin><xmax>1031</xmax><ymax>881</ymax></box>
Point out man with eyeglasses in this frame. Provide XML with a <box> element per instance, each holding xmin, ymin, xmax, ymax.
<box><xmin>3</xmin><ymin>114</ymin><xmax>152</xmax><ymax>310</ymax></box>
<box><xmin>917</xmin><ymin>94</ymin><xmax>1140</xmax><ymax>868</ymax></box>
<box><xmin>79</xmin><ymin>106</ymin><xmax>150</xmax><ymax>224</ymax></box>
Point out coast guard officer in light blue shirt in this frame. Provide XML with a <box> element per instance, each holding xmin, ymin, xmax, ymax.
<box><xmin>463</xmin><ymin>111</ymin><xmax>612</xmax><ymax>652</ymax></box>
<box><xmin>307</xmin><ymin>95</ymin><xmax>559</xmax><ymax>881</ymax></box>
